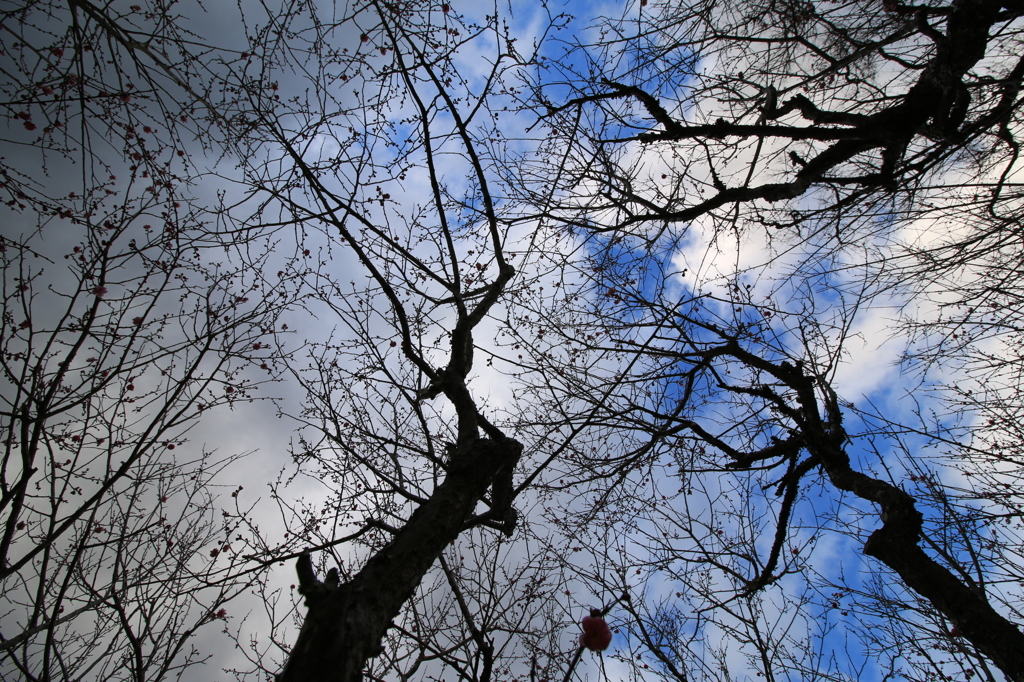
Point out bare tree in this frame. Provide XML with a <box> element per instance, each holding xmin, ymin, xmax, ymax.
<box><xmin>203</xmin><ymin>2</ymin><xmax>559</xmax><ymax>679</ymax></box>
<box><xmin>1</xmin><ymin>1</ymin><xmax>304</xmax><ymax>679</ymax></box>
<box><xmin>501</xmin><ymin>0</ymin><xmax>1024</xmax><ymax>680</ymax></box>
<box><xmin>10</xmin><ymin>0</ymin><xmax>1024</xmax><ymax>681</ymax></box>
<box><xmin>4</xmin><ymin>1</ymin><xmax>592</xmax><ymax>679</ymax></box>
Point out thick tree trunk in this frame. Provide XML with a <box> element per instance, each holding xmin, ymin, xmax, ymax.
<box><xmin>779</xmin><ymin>364</ymin><xmax>1024</xmax><ymax>682</ymax></box>
<box><xmin>277</xmin><ymin>437</ymin><xmax>522</xmax><ymax>682</ymax></box>
<box><xmin>814</xmin><ymin>438</ymin><xmax>1024</xmax><ymax>680</ymax></box>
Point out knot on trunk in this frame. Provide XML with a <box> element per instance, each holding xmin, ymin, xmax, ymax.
<box><xmin>295</xmin><ymin>552</ymin><xmax>340</xmax><ymax>606</ymax></box>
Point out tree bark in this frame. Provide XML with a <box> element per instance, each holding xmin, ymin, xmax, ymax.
<box><xmin>784</xmin><ymin>366</ymin><xmax>1024</xmax><ymax>681</ymax></box>
<box><xmin>277</xmin><ymin>436</ymin><xmax>522</xmax><ymax>682</ymax></box>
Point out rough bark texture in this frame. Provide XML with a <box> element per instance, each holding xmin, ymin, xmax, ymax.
<box><xmin>276</xmin><ymin>437</ymin><xmax>523</xmax><ymax>682</ymax></box>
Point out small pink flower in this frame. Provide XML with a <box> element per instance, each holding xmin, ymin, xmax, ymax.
<box><xmin>93</xmin><ymin>285</ymin><xmax>108</xmax><ymax>297</ymax></box>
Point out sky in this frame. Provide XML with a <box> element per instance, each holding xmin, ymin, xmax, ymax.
<box><xmin>2</xmin><ymin>0</ymin><xmax>1020</xmax><ymax>681</ymax></box>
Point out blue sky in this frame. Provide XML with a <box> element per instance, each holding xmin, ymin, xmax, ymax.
<box><xmin>2</xmin><ymin>1</ymin><xmax>1019</xmax><ymax>681</ymax></box>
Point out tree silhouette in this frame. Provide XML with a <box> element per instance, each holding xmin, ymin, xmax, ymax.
<box><xmin>517</xmin><ymin>0</ymin><xmax>1024</xmax><ymax>679</ymax></box>
<box><xmin>4</xmin><ymin>0</ymin><xmax>1024</xmax><ymax>681</ymax></box>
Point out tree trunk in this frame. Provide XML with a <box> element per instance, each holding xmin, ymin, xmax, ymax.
<box><xmin>277</xmin><ymin>437</ymin><xmax>522</xmax><ymax>682</ymax></box>
<box><xmin>783</xmin><ymin>363</ymin><xmax>1024</xmax><ymax>682</ymax></box>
